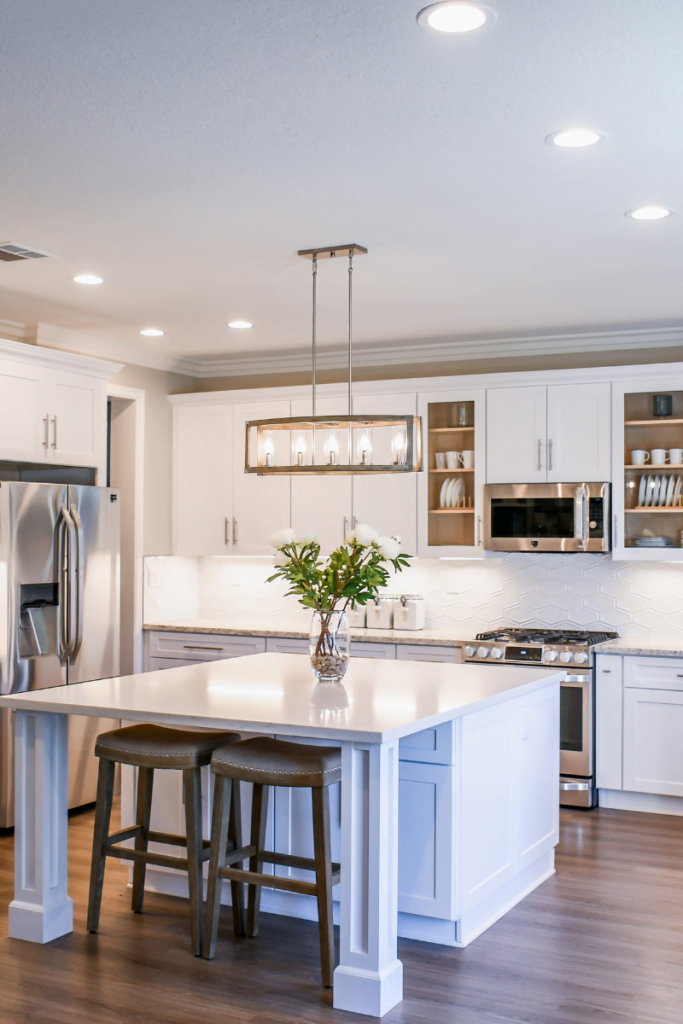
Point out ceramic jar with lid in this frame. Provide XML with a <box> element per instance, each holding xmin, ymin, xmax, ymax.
<box><xmin>392</xmin><ymin>595</ymin><xmax>426</xmax><ymax>630</ymax></box>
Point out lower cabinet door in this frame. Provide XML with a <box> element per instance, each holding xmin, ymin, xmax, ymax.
<box><xmin>623</xmin><ymin>687</ymin><xmax>683</xmax><ymax>796</ymax></box>
<box><xmin>397</xmin><ymin>760</ymin><xmax>454</xmax><ymax>919</ymax></box>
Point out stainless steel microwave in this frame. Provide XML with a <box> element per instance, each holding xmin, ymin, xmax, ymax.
<box><xmin>483</xmin><ymin>483</ymin><xmax>611</xmax><ymax>552</ymax></box>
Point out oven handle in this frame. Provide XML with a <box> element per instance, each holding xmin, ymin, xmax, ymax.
<box><xmin>560</xmin><ymin>780</ymin><xmax>591</xmax><ymax>791</ymax></box>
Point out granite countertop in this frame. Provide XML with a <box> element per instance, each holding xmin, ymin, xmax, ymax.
<box><xmin>143</xmin><ymin>619</ymin><xmax>464</xmax><ymax>648</ymax></box>
<box><xmin>597</xmin><ymin>638</ymin><xmax>683</xmax><ymax>658</ymax></box>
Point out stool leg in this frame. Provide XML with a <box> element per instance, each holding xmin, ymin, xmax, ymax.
<box><xmin>183</xmin><ymin>766</ymin><xmax>205</xmax><ymax>956</ymax></box>
<box><xmin>131</xmin><ymin>766</ymin><xmax>154</xmax><ymax>914</ymax></box>
<box><xmin>228</xmin><ymin>779</ymin><xmax>245</xmax><ymax>936</ymax></box>
<box><xmin>86</xmin><ymin>757</ymin><xmax>116</xmax><ymax>933</ymax></box>
<box><xmin>312</xmin><ymin>785</ymin><xmax>335</xmax><ymax>987</ymax></box>
<box><xmin>203</xmin><ymin>773</ymin><xmax>232</xmax><ymax>960</ymax></box>
<box><xmin>246</xmin><ymin>783</ymin><xmax>269</xmax><ymax>938</ymax></box>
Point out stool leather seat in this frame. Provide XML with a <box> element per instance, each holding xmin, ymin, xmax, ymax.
<box><xmin>211</xmin><ymin>736</ymin><xmax>341</xmax><ymax>788</ymax></box>
<box><xmin>95</xmin><ymin>723</ymin><xmax>241</xmax><ymax>769</ymax></box>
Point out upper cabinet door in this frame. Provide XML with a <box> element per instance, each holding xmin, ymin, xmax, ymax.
<box><xmin>486</xmin><ymin>386</ymin><xmax>547</xmax><ymax>483</ymax></box>
<box><xmin>546</xmin><ymin>383</ymin><xmax>611</xmax><ymax>482</ymax></box>
<box><xmin>232</xmin><ymin>400</ymin><xmax>291</xmax><ymax>556</ymax></box>
<box><xmin>173</xmin><ymin>403</ymin><xmax>233</xmax><ymax>556</ymax></box>
<box><xmin>0</xmin><ymin>364</ymin><xmax>44</xmax><ymax>460</ymax></box>
<box><xmin>290</xmin><ymin>396</ymin><xmax>353</xmax><ymax>554</ymax></box>
<box><xmin>42</xmin><ymin>373</ymin><xmax>100</xmax><ymax>467</ymax></box>
<box><xmin>352</xmin><ymin>392</ymin><xmax>418</xmax><ymax>556</ymax></box>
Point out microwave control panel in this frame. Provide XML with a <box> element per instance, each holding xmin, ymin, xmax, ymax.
<box><xmin>588</xmin><ymin>497</ymin><xmax>604</xmax><ymax>538</ymax></box>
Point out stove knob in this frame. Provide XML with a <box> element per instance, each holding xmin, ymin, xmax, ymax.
<box><xmin>491</xmin><ymin>647</ymin><xmax>504</xmax><ymax>659</ymax></box>
<box><xmin>574</xmin><ymin>651</ymin><xmax>588</xmax><ymax>665</ymax></box>
<box><xmin>464</xmin><ymin>645</ymin><xmax>476</xmax><ymax>658</ymax></box>
<box><xmin>559</xmin><ymin>651</ymin><xmax>574</xmax><ymax>663</ymax></box>
<box><xmin>545</xmin><ymin>650</ymin><xmax>559</xmax><ymax>662</ymax></box>
<box><xmin>477</xmin><ymin>646</ymin><xmax>490</xmax><ymax>658</ymax></box>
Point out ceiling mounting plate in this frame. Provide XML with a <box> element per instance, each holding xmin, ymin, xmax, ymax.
<box><xmin>297</xmin><ymin>244</ymin><xmax>368</xmax><ymax>260</ymax></box>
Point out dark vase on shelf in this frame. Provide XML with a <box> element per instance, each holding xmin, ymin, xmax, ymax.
<box><xmin>653</xmin><ymin>394</ymin><xmax>673</xmax><ymax>418</ymax></box>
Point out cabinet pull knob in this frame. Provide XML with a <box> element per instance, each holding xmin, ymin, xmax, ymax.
<box><xmin>537</xmin><ymin>438</ymin><xmax>542</xmax><ymax>471</ymax></box>
<box><xmin>224</xmin><ymin>517</ymin><xmax>230</xmax><ymax>545</ymax></box>
<box><xmin>677</xmin><ymin>674</ymin><xmax>683</xmax><ymax>678</ymax></box>
<box><xmin>43</xmin><ymin>415</ymin><xmax>49</xmax><ymax>448</ymax></box>
<box><xmin>232</xmin><ymin>518</ymin><xmax>238</xmax><ymax>544</ymax></box>
<box><xmin>602</xmin><ymin>670</ymin><xmax>611</xmax><ymax>674</ymax></box>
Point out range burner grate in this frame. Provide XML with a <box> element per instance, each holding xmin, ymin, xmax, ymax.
<box><xmin>474</xmin><ymin>628</ymin><xmax>618</xmax><ymax>646</ymax></box>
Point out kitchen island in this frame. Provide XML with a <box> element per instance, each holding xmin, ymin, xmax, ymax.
<box><xmin>0</xmin><ymin>653</ymin><xmax>561</xmax><ymax>1018</ymax></box>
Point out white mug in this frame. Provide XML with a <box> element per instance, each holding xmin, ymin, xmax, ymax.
<box><xmin>651</xmin><ymin>448</ymin><xmax>669</xmax><ymax>465</ymax></box>
<box><xmin>670</xmin><ymin>448</ymin><xmax>683</xmax><ymax>465</ymax></box>
<box><xmin>434</xmin><ymin>452</ymin><xmax>446</xmax><ymax>470</ymax></box>
<box><xmin>445</xmin><ymin>451</ymin><xmax>460</xmax><ymax>470</ymax></box>
<box><xmin>631</xmin><ymin>450</ymin><xmax>650</xmax><ymax>465</ymax></box>
<box><xmin>461</xmin><ymin>450</ymin><xmax>474</xmax><ymax>469</ymax></box>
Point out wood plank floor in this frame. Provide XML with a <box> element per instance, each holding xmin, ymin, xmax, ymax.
<box><xmin>0</xmin><ymin>804</ymin><xmax>682</xmax><ymax>1023</ymax></box>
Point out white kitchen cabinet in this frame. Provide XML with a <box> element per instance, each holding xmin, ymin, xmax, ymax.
<box><xmin>486</xmin><ymin>386</ymin><xmax>547</xmax><ymax>484</ymax></box>
<box><xmin>487</xmin><ymin>383</ymin><xmax>611</xmax><ymax>484</ymax></box>
<box><xmin>417</xmin><ymin>387</ymin><xmax>486</xmax><ymax>558</ymax></box>
<box><xmin>546</xmin><ymin>382</ymin><xmax>611</xmax><ymax>482</ymax></box>
<box><xmin>232</xmin><ymin>400</ymin><xmax>291</xmax><ymax>555</ymax></box>
<box><xmin>173</xmin><ymin>402</ymin><xmax>233</xmax><ymax>556</ymax></box>
<box><xmin>290</xmin><ymin>396</ymin><xmax>352</xmax><ymax>554</ymax></box>
<box><xmin>398</xmin><ymin>760</ymin><xmax>455</xmax><ymax>919</ymax></box>
<box><xmin>350</xmin><ymin>641</ymin><xmax>396</xmax><ymax>659</ymax></box>
<box><xmin>595</xmin><ymin>654</ymin><xmax>623</xmax><ymax>791</ymax></box>
<box><xmin>396</xmin><ymin>644</ymin><xmax>461</xmax><ymax>663</ymax></box>
<box><xmin>145</xmin><ymin>630</ymin><xmax>266</xmax><ymax>668</ymax></box>
<box><xmin>623</xmin><ymin>687</ymin><xmax>683</xmax><ymax>797</ymax></box>
<box><xmin>265</xmin><ymin>636</ymin><xmax>309</xmax><ymax>654</ymax></box>
<box><xmin>43</xmin><ymin>372</ymin><xmax>100</xmax><ymax>466</ymax></box>
<box><xmin>352</xmin><ymin>392</ymin><xmax>418</xmax><ymax>554</ymax></box>
<box><xmin>0</xmin><ymin>362</ymin><xmax>44</xmax><ymax>459</ymax></box>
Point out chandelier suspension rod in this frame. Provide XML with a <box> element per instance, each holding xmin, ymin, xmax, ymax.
<box><xmin>348</xmin><ymin>249</ymin><xmax>353</xmax><ymax>416</ymax></box>
<box><xmin>311</xmin><ymin>253</ymin><xmax>317</xmax><ymax>416</ymax></box>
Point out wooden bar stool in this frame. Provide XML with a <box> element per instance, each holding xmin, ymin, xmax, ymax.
<box><xmin>203</xmin><ymin>736</ymin><xmax>342</xmax><ymax>987</ymax></box>
<box><xmin>87</xmin><ymin>723</ymin><xmax>243</xmax><ymax>956</ymax></box>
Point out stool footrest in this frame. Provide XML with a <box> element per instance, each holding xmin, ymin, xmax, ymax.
<box><xmin>147</xmin><ymin>830</ymin><xmax>211</xmax><ymax>851</ymax></box>
<box><xmin>106</xmin><ymin>846</ymin><xmax>192</xmax><ymax>872</ymax></box>
<box><xmin>103</xmin><ymin>825</ymin><xmax>142</xmax><ymax>847</ymax></box>
<box><xmin>219</xmin><ymin>865</ymin><xmax>318</xmax><ymax>897</ymax></box>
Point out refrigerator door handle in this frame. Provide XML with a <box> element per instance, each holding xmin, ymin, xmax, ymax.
<box><xmin>69</xmin><ymin>504</ymin><xmax>84</xmax><ymax>662</ymax></box>
<box><xmin>57</xmin><ymin>504</ymin><xmax>76</xmax><ymax>663</ymax></box>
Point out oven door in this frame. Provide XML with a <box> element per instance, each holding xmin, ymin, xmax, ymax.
<box><xmin>483</xmin><ymin>482</ymin><xmax>610</xmax><ymax>552</ymax></box>
<box><xmin>560</xmin><ymin>674</ymin><xmax>592</xmax><ymax>778</ymax></box>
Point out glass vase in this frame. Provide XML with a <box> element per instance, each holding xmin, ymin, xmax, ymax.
<box><xmin>309</xmin><ymin>609</ymin><xmax>351</xmax><ymax>684</ymax></box>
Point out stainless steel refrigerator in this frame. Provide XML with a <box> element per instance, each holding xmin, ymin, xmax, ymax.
<box><xmin>0</xmin><ymin>482</ymin><xmax>120</xmax><ymax>827</ymax></box>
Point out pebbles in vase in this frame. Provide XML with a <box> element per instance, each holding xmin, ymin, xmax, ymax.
<box><xmin>310</xmin><ymin>652</ymin><xmax>349</xmax><ymax>680</ymax></box>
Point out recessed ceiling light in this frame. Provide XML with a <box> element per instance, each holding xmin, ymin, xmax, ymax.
<box><xmin>546</xmin><ymin>128</ymin><xmax>603</xmax><ymax>148</ymax></box>
<box><xmin>627</xmin><ymin>205</ymin><xmax>673</xmax><ymax>221</ymax></box>
<box><xmin>417</xmin><ymin>1</ymin><xmax>493</xmax><ymax>33</ymax></box>
<box><xmin>73</xmin><ymin>274</ymin><xmax>103</xmax><ymax>284</ymax></box>
<box><xmin>228</xmin><ymin>320</ymin><xmax>253</xmax><ymax>329</ymax></box>
<box><xmin>140</xmin><ymin>328</ymin><xmax>164</xmax><ymax>336</ymax></box>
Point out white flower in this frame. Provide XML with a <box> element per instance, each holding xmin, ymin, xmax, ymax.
<box><xmin>376</xmin><ymin>536</ymin><xmax>400</xmax><ymax>559</ymax></box>
<box><xmin>347</xmin><ymin>523</ymin><xmax>378</xmax><ymax>547</ymax></box>
<box><xmin>268</xmin><ymin>528</ymin><xmax>295</xmax><ymax>548</ymax></box>
<box><xmin>273</xmin><ymin>550</ymin><xmax>290</xmax><ymax>566</ymax></box>
<box><xmin>295</xmin><ymin>529</ymin><xmax>319</xmax><ymax>545</ymax></box>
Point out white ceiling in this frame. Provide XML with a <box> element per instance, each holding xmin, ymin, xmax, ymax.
<box><xmin>2</xmin><ymin>0</ymin><xmax>683</xmax><ymax>371</ymax></box>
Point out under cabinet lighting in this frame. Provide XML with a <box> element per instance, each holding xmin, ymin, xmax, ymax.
<box><xmin>417</xmin><ymin>1</ymin><xmax>493</xmax><ymax>33</ymax></box>
<box><xmin>73</xmin><ymin>274</ymin><xmax>103</xmax><ymax>284</ymax></box>
<box><xmin>627</xmin><ymin>206</ymin><xmax>673</xmax><ymax>221</ymax></box>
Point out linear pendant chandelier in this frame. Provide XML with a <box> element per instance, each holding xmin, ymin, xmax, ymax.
<box><xmin>245</xmin><ymin>244</ymin><xmax>423</xmax><ymax>475</ymax></box>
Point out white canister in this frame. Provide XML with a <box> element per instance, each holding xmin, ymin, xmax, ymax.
<box><xmin>346</xmin><ymin>605</ymin><xmax>366</xmax><ymax>628</ymax></box>
<box><xmin>366</xmin><ymin>597</ymin><xmax>394</xmax><ymax>629</ymax></box>
<box><xmin>392</xmin><ymin>595</ymin><xmax>426</xmax><ymax>631</ymax></box>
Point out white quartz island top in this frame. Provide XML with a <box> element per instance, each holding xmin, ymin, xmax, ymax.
<box><xmin>597</xmin><ymin>638</ymin><xmax>683</xmax><ymax>658</ymax></box>
<box><xmin>0</xmin><ymin>653</ymin><xmax>562</xmax><ymax>743</ymax></box>
<box><xmin>144</xmin><ymin>618</ymin><xmax>464</xmax><ymax>647</ymax></box>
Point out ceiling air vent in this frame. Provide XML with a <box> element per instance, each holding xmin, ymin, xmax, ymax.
<box><xmin>0</xmin><ymin>242</ymin><xmax>56</xmax><ymax>262</ymax></box>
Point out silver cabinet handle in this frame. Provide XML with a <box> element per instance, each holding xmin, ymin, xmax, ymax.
<box><xmin>232</xmin><ymin>518</ymin><xmax>238</xmax><ymax>544</ymax></box>
<box><xmin>343</xmin><ymin>516</ymin><xmax>349</xmax><ymax>541</ymax></box>
<box><xmin>183</xmin><ymin>644</ymin><xmax>224</xmax><ymax>652</ymax></box>
<box><xmin>548</xmin><ymin>437</ymin><xmax>553</xmax><ymax>471</ymax></box>
<box><xmin>353</xmin><ymin>516</ymin><xmax>358</xmax><ymax>529</ymax></box>
<box><xmin>537</xmin><ymin>438</ymin><xmax>542</xmax><ymax>471</ymax></box>
<box><xmin>602</xmin><ymin>670</ymin><xmax>611</xmax><ymax>674</ymax></box>
<box><xmin>476</xmin><ymin>515</ymin><xmax>482</xmax><ymax>546</ymax></box>
<box><xmin>613</xmin><ymin>514</ymin><xmax>618</xmax><ymax>548</ymax></box>
<box><xmin>224</xmin><ymin>517</ymin><xmax>230</xmax><ymax>545</ymax></box>
<box><xmin>70</xmin><ymin>502</ymin><xmax>84</xmax><ymax>662</ymax></box>
<box><xmin>51</xmin><ymin>415</ymin><xmax>57</xmax><ymax>449</ymax></box>
<box><xmin>43</xmin><ymin>415</ymin><xmax>49</xmax><ymax>448</ymax></box>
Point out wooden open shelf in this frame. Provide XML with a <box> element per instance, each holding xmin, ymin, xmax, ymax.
<box><xmin>429</xmin><ymin>508</ymin><xmax>474</xmax><ymax>514</ymax></box>
<box><xmin>428</xmin><ymin>400</ymin><xmax>476</xmax><ymax>546</ymax></box>
<box><xmin>625</xmin><ymin>418</ymin><xmax>683</xmax><ymax>426</ymax></box>
<box><xmin>428</xmin><ymin>426</ymin><xmax>474</xmax><ymax>433</ymax></box>
<box><xmin>625</xmin><ymin>464</ymin><xmax>683</xmax><ymax>469</ymax></box>
<box><xmin>429</xmin><ymin>468</ymin><xmax>474</xmax><ymax>473</ymax></box>
<box><xmin>626</xmin><ymin>507</ymin><xmax>683</xmax><ymax>513</ymax></box>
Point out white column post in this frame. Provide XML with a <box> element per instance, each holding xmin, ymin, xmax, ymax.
<box><xmin>9</xmin><ymin>710</ymin><xmax>73</xmax><ymax>942</ymax></box>
<box><xmin>334</xmin><ymin>739</ymin><xmax>403</xmax><ymax>1016</ymax></box>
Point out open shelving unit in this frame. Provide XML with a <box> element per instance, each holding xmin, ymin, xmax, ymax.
<box><xmin>623</xmin><ymin>390</ymin><xmax>683</xmax><ymax>550</ymax></box>
<box><xmin>427</xmin><ymin>400</ymin><xmax>475</xmax><ymax>547</ymax></box>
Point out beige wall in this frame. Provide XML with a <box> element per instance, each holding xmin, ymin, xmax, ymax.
<box><xmin>109</xmin><ymin>364</ymin><xmax>198</xmax><ymax>555</ymax></box>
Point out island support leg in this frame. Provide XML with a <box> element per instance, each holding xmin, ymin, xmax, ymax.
<box><xmin>9</xmin><ymin>710</ymin><xmax>73</xmax><ymax>942</ymax></box>
<box><xmin>334</xmin><ymin>739</ymin><xmax>403</xmax><ymax>1017</ymax></box>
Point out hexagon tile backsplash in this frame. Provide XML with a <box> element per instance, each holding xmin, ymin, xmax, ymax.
<box><xmin>143</xmin><ymin>554</ymin><xmax>683</xmax><ymax>641</ymax></box>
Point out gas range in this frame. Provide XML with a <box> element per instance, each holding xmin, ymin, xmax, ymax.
<box><xmin>461</xmin><ymin>628</ymin><xmax>618</xmax><ymax>668</ymax></box>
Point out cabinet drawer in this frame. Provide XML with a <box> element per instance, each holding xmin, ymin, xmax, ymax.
<box><xmin>399</xmin><ymin>720</ymin><xmax>455</xmax><ymax>765</ymax></box>
<box><xmin>623</xmin><ymin>656</ymin><xmax>683</xmax><ymax>690</ymax></box>
<box><xmin>148</xmin><ymin>631</ymin><xmax>266</xmax><ymax>661</ymax></box>
<box><xmin>396</xmin><ymin>644</ymin><xmax>462</xmax><ymax>664</ymax></box>
<box><xmin>149</xmin><ymin>657</ymin><xmax>200</xmax><ymax>671</ymax></box>
<box><xmin>265</xmin><ymin>637</ymin><xmax>309</xmax><ymax>655</ymax></box>
<box><xmin>350</xmin><ymin>641</ymin><xmax>396</xmax><ymax>660</ymax></box>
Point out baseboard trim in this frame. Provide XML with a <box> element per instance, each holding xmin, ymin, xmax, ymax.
<box><xmin>599</xmin><ymin>789</ymin><xmax>683</xmax><ymax>816</ymax></box>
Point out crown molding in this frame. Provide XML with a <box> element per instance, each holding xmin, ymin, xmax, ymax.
<box><xmin>188</xmin><ymin>324</ymin><xmax>683</xmax><ymax>378</ymax></box>
<box><xmin>0</xmin><ymin>333</ymin><xmax>123</xmax><ymax>378</ymax></box>
<box><xmin>31</xmin><ymin>323</ymin><xmax>200</xmax><ymax>377</ymax></box>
